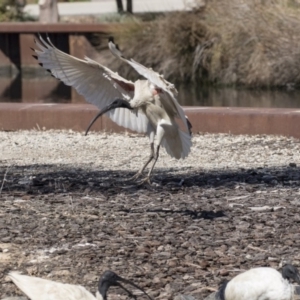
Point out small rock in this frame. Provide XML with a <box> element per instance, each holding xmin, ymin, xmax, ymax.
<box><xmin>50</xmin><ymin>270</ymin><xmax>71</xmax><ymax>277</ymax></box>
<box><xmin>249</xmin><ymin>206</ymin><xmax>273</xmax><ymax>212</ymax></box>
<box><xmin>219</xmin><ymin>269</ymin><xmax>229</xmax><ymax>276</ymax></box>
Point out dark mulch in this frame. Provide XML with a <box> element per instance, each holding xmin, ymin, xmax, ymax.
<box><xmin>1</xmin><ymin>164</ymin><xmax>300</xmax><ymax>299</ymax></box>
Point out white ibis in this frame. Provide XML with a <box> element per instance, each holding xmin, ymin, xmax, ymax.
<box><xmin>8</xmin><ymin>270</ymin><xmax>152</xmax><ymax>300</ymax></box>
<box><xmin>32</xmin><ymin>35</ymin><xmax>192</xmax><ymax>183</ymax></box>
<box><xmin>215</xmin><ymin>264</ymin><xmax>300</xmax><ymax>300</ymax></box>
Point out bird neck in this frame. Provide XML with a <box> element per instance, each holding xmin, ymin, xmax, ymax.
<box><xmin>216</xmin><ymin>280</ymin><xmax>228</xmax><ymax>300</ymax></box>
<box><xmin>96</xmin><ymin>291</ymin><xmax>104</xmax><ymax>300</ymax></box>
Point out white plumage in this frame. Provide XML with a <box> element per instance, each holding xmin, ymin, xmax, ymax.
<box><xmin>216</xmin><ymin>264</ymin><xmax>300</xmax><ymax>300</ymax></box>
<box><xmin>32</xmin><ymin>35</ymin><xmax>192</xmax><ymax>183</ymax></box>
<box><xmin>8</xmin><ymin>270</ymin><xmax>152</xmax><ymax>300</ymax></box>
<box><xmin>9</xmin><ymin>272</ymin><xmax>98</xmax><ymax>300</ymax></box>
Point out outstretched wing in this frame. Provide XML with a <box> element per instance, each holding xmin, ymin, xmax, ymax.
<box><xmin>33</xmin><ymin>35</ymin><xmax>148</xmax><ymax>133</ymax></box>
<box><xmin>9</xmin><ymin>272</ymin><xmax>96</xmax><ymax>300</ymax></box>
<box><xmin>109</xmin><ymin>39</ymin><xmax>190</xmax><ymax>134</ymax></box>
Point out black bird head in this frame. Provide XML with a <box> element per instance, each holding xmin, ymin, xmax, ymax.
<box><xmin>85</xmin><ymin>98</ymin><xmax>132</xmax><ymax>136</ymax></box>
<box><xmin>282</xmin><ymin>264</ymin><xmax>300</xmax><ymax>284</ymax></box>
<box><xmin>98</xmin><ymin>270</ymin><xmax>153</xmax><ymax>300</ymax></box>
<box><xmin>98</xmin><ymin>271</ymin><xmax>123</xmax><ymax>300</ymax></box>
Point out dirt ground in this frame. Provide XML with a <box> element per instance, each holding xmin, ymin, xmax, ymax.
<box><xmin>1</xmin><ymin>131</ymin><xmax>300</xmax><ymax>299</ymax></box>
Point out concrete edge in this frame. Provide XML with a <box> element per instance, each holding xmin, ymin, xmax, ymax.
<box><xmin>1</xmin><ymin>103</ymin><xmax>300</xmax><ymax>138</ymax></box>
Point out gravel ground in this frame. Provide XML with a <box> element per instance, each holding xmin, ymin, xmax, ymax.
<box><xmin>1</xmin><ymin>130</ymin><xmax>300</xmax><ymax>299</ymax></box>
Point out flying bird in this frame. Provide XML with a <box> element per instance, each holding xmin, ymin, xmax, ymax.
<box><xmin>32</xmin><ymin>35</ymin><xmax>192</xmax><ymax>183</ymax></box>
<box><xmin>215</xmin><ymin>264</ymin><xmax>300</xmax><ymax>300</ymax></box>
<box><xmin>8</xmin><ymin>270</ymin><xmax>152</xmax><ymax>300</ymax></box>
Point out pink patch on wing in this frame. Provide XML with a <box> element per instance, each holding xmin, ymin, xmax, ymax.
<box><xmin>152</xmin><ymin>88</ymin><xmax>163</xmax><ymax>95</ymax></box>
<box><xmin>112</xmin><ymin>78</ymin><xmax>135</xmax><ymax>92</ymax></box>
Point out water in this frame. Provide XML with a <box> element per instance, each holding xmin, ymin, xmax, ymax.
<box><xmin>1</xmin><ymin>73</ymin><xmax>300</xmax><ymax>107</ymax></box>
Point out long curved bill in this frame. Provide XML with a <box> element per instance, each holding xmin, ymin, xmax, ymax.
<box><xmin>85</xmin><ymin>109</ymin><xmax>106</xmax><ymax>136</ymax></box>
<box><xmin>116</xmin><ymin>275</ymin><xmax>153</xmax><ymax>300</ymax></box>
<box><xmin>85</xmin><ymin>98</ymin><xmax>132</xmax><ymax>136</ymax></box>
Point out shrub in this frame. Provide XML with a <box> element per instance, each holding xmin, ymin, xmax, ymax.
<box><xmin>0</xmin><ymin>0</ymin><xmax>26</xmax><ymax>21</ymax></box>
<box><xmin>108</xmin><ymin>0</ymin><xmax>300</xmax><ymax>88</ymax></box>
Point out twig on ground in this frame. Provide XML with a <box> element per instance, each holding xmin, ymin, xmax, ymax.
<box><xmin>247</xmin><ymin>245</ymin><xmax>268</xmax><ymax>253</ymax></box>
<box><xmin>190</xmin><ymin>287</ymin><xmax>218</xmax><ymax>294</ymax></box>
<box><xmin>0</xmin><ymin>166</ymin><xmax>10</xmax><ymax>195</ymax></box>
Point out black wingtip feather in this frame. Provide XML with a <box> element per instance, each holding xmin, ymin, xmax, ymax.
<box><xmin>108</xmin><ymin>36</ymin><xmax>121</xmax><ymax>51</ymax></box>
<box><xmin>32</xmin><ymin>55</ymin><xmax>38</xmax><ymax>60</ymax></box>
<box><xmin>38</xmin><ymin>63</ymin><xmax>43</xmax><ymax>67</ymax></box>
<box><xmin>186</xmin><ymin>117</ymin><xmax>192</xmax><ymax>136</ymax></box>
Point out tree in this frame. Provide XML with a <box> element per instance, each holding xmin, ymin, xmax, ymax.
<box><xmin>126</xmin><ymin>0</ymin><xmax>132</xmax><ymax>13</ymax></box>
<box><xmin>116</xmin><ymin>0</ymin><xmax>123</xmax><ymax>13</ymax></box>
<box><xmin>115</xmin><ymin>0</ymin><xmax>132</xmax><ymax>14</ymax></box>
<box><xmin>39</xmin><ymin>0</ymin><xmax>59</xmax><ymax>23</ymax></box>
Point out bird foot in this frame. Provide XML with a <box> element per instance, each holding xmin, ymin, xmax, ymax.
<box><xmin>127</xmin><ymin>171</ymin><xmax>143</xmax><ymax>182</ymax></box>
<box><xmin>137</xmin><ymin>176</ymin><xmax>152</xmax><ymax>186</ymax></box>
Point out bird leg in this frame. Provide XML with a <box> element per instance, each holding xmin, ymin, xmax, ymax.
<box><xmin>138</xmin><ymin>145</ymin><xmax>160</xmax><ymax>185</ymax></box>
<box><xmin>129</xmin><ymin>142</ymin><xmax>155</xmax><ymax>181</ymax></box>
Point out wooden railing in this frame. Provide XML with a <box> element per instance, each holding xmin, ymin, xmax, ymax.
<box><xmin>0</xmin><ymin>22</ymin><xmax>117</xmax><ymax>103</ymax></box>
<box><xmin>0</xmin><ymin>22</ymin><xmax>116</xmax><ymax>73</ymax></box>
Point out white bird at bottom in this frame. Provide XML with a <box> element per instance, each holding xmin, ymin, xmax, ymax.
<box><xmin>215</xmin><ymin>264</ymin><xmax>300</xmax><ymax>300</ymax></box>
<box><xmin>8</xmin><ymin>270</ymin><xmax>152</xmax><ymax>300</ymax></box>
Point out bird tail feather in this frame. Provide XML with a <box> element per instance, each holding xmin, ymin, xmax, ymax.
<box><xmin>161</xmin><ymin>129</ymin><xmax>192</xmax><ymax>159</ymax></box>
